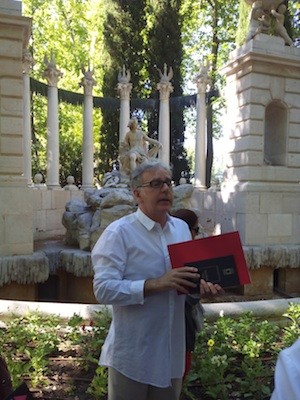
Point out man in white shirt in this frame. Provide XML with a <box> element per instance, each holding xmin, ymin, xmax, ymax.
<box><xmin>270</xmin><ymin>338</ymin><xmax>300</xmax><ymax>400</ymax></box>
<box><xmin>92</xmin><ymin>160</ymin><xmax>222</xmax><ymax>400</ymax></box>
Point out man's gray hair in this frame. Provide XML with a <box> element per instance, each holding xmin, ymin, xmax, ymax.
<box><xmin>131</xmin><ymin>160</ymin><xmax>172</xmax><ymax>189</ymax></box>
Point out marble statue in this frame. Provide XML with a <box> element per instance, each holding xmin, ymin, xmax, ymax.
<box><xmin>271</xmin><ymin>4</ymin><xmax>294</xmax><ymax>46</ymax></box>
<box><xmin>245</xmin><ymin>0</ymin><xmax>294</xmax><ymax>45</ymax></box>
<box><xmin>119</xmin><ymin>118</ymin><xmax>162</xmax><ymax>175</ymax></box>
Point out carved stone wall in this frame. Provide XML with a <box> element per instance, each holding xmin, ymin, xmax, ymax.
<box><xmin>220</xmin><ymin>34</ymin><xmax>300</xmax><ymax>248</ymax></box>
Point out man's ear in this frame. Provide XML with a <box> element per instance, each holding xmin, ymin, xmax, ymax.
<box><xmin>133</xmin><ymin>188</ymin><xmax>141</xmax><ymax>201</ymax></box>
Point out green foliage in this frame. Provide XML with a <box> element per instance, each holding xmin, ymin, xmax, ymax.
<box><xmin>281</xmin><ymin>302</ymin><xmax>300</xmax><ymax>347</ymax></box>
<box><xmin>187</xmin><ymin>304</ymin><xmax>300</xmax><ymax>400</ymax></box>
<box><xmin>87</xmin><ymin>366</ymin><xmax>108</xmax><ymax>398</ymax></box>
<box><xmin>22</xmin><ymin>0</ymin><xmax>300</xmax><ymax>185</ymax></box>
<box><xmin>0</xmin><ymin>304</ymin><xmax>299</xmax><ymax>399</ymax></box>
<box><xmin>23</xmin><ymin>0</ymin><xmax>107</xmax><ymax>184</ymax></box>
<box><xmin>0</xmin><ymin>312</ymin><xmax>61</xmax><ymax>387</ymax></box>
<box><xmin>97</xmin><ymin>0</ymin><xmax>148</xmax><ymax>175</ymax></box>
<box><xmin>289</xmin><ymin>0</ymin><xmax>300</xmax><ymax>46</ymax></box>
<box><xmin>236</xmin><ymin>0</ymin><xmax>251</xmax><ymax>46</ymax></box>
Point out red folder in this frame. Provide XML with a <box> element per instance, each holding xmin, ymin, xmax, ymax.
<box><xmin>168</xmin><ymin>231</ymin><xmax>251</xmax><ymax>289</ymax></box>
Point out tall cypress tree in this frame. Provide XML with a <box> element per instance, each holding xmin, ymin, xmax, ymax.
<box><xmin>97</xmin><ymin>0</ymin><xmax>147</xmax><ymax>176</ymax></box>
<box><xmin>145</xmin><ymin>0</ymin><xmax>189</xmax><ymax>184</ymax></box>
<box><xmin>98</xmin><ymin>0</ymin><xmax>189</xmax><ymax>183</ymax></box>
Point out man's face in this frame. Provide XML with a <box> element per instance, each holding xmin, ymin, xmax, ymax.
<box><xmin>134</xmin><ymin>167</ymin><xmax>173</xmax><ymax>223</ymax></box>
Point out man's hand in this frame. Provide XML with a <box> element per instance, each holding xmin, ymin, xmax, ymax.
<box><xmin>144</xmin><ymin>266</ymin><xmax>200</xmax><ymax>296</ymax></box>
<box><xmin>200</xmin><ymin>279</ymin><xmax>224</xmax><ymax>297</ymax></box>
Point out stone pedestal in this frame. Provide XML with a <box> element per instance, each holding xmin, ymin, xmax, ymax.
<box><xmin>221</xmin><ymin>34</ymin><xmax>300</xmax><ymax>247</ymax></box>
<box><xmin>0</xmin><ymin>10</ymin><xmax>33</xmax><ymax>255</ymax></box>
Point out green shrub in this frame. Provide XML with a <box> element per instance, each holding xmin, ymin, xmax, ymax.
<box><xmin>0</xmin><ymin>302</ymin><xmax>299</xmax><ymax>399</ymax></box>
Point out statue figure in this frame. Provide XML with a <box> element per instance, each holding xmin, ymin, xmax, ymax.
<box><xmin>271</xmin><ymin>4</ymin><xmax>294</xmax><ymax>46</ymax></box>
<box><xmin>119</xmin><ymin>118</ymin><xmax>162</xmax><ymax>175</ymax></box>
<box><xmin>246</xmin><ymin>6</ymin><xmax>270</xmax><ymax>41</ymax></box>
<box><xmin>245</xmin><ymin>0</ymin><xmax>293</xmax><ymax>46</ymax></box>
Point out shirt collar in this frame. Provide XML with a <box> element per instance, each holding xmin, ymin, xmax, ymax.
<box><xmin>136</xmin><ymin>208</ymin><xmax>174</xmax><ymax>231</ymax></box>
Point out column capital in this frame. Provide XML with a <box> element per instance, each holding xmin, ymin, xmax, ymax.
<box><xmin>157</xmin><ymin>82</ymin><xmax>174</xmax><ymax>100</ymax></box>
<box><xmin>117</xmin><ymin>82</ymin><xmax>133</xmax><ymax>100</ymax></box>
<box><xmin>43</xmin><ymin>53</ymin><xmax>63</xmax><ymax>87</ymax></box>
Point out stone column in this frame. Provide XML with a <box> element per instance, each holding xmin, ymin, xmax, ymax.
<box><xmin>157</xmin><ymin>64</ymin><xmax>174</xmax><ymax>165</ymax></box>
<box><xmin>117</xmin><ymin>66</ymin><xmax>132</xmax><ymax>143</ymax></box>
<box><xmin>80</xmin><ymin>64</ymin><xmax>97</xmax><ymax>189</ymax></box>
<box><xmin>194</xmin><ymin>64</ymin><xmax>210</xmax><ymax>189</ymax></box>
<box><xmin>22</xmin><ymin>49</ymin><xmax>34</xmax><ymax>185</ymax></box>
<box><xmin>43</xmin><ymin>54</ymin><xmax>63</xmax><ymax>189</ymax></box>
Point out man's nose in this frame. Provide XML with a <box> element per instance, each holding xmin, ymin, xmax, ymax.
<box><xmin>161</xmin><ymin>182</ymin><xmax>171</xmax><ymax>191</ymax></box>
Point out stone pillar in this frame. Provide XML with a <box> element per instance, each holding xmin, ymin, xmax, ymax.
<box><xmin>117</xmin><ymin>66</ymin><xmax>132</xmax><ymax>143</ymax></box>
<box><xmin>157</xmin><ymin>64</ymin><xmax>173</xmax><ymax>165</ymax></box>
<box><xmin>22</xmin><ymin>49</ymin><xmax>34</xmax><ymax>185</ymax></box>
<box><xmin>194</xmin><ymin>64</ymin><xmax>210</xmax><ymax>189</ymax></box>
<box><xmin>220</xmin><ymin>34</ymin><xmax>300</xmax><ymax>247</ymax></box>
<box><xmin>0</xmin><ymin>5</ymin><xmax>33</xmax><ymax>255</ymax></box>
<box><xmin>43</xmin><ymin>54</ymin><xmax>63</xmax><ymax>189</ymax></box>
<box><xmin>80</xmin><ymin>64</ymin><xmax>97</xmax><ymax>189</ymax></box>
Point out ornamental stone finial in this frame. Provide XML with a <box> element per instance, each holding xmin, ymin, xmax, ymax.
<box><xmin>118</xmin><ymin>65</ymin><xmax>131</xmax><ymax>84</ymax></box>
<box><xmin>43</xmin><ymin>53</ymin><xmax>63</xmax><ymax>87</ymax></box>
<box><xmin>80</xmin><ymin>62</ymin><xmax>97</xmax><ymax>95</ymax></box>
<box><xmin>157</xmin><ymin>63</ymin><xmax>173</xmax><ymax>84</ymax></box>
<box><xmin>117</xmin><ymin>65</ymin><xmax>132</xmax><ymax>100</ymax></box>
<box><xmin>194</xmin><ymin>61</ymin><xmax>211</xmax><ymax>93</ymax></box>
<box><xmin>156</xmin><ymin>63</ymin><xmax>174</xmax><ymax>100</ymax></box>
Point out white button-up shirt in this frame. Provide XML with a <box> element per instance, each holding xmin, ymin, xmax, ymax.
<box><xmin>270</xmin><ymin>338</ymin><xmax>300</xmax><ymax>400</ymax></box>
<box><xmin>92</xmin><ymin>208</ymin><xmax>191</xmax><ymax>388</ymax></box>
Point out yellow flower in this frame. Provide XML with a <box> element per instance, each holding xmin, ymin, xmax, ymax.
<box><xmin>207</xmin><ymin>339</ymin><xmax>215</xmax><ymax>348</ymax></box>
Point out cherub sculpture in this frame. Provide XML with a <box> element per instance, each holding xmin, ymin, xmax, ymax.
<box><xmin>245</xmin><ymin>0</ymin><xmax>294</xmax><ymax>45</ymax></box>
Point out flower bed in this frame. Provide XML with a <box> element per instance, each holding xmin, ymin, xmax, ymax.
<box><xmin>0</xmin><ymin>303</ymin><xmax>299</xmax><ymax>399</ymax></box>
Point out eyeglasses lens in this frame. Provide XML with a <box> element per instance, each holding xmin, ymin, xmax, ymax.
<box><xmin>145</xmin><ymin>179</ymin><xmax>172</xmax><ymax>188</ymax></box>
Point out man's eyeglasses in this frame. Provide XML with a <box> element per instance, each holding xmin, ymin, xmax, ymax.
<box><xmin>137</xmin><ymin>178</ymin><xmax>173</xmax><ymax>189</ymax></box>
<box><xmin>191</xmin><ymin>226</ymin><xmax>199</xmax><ymax>234</ymax></box>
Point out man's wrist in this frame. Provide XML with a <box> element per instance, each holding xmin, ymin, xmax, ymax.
<box><xmin>144</xmin><ymin>278</ymin><xmax>162</xmax><ymax>296</ymax></box>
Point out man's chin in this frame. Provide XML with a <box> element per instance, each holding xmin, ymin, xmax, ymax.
<box><xmin>157</xmin><ymin>200</ymin><xmax>172</xmax><ymax>210</ymax></box>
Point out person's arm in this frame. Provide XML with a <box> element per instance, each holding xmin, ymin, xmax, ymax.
<box><xmin>143</xmin><ymin>133</ymin><xmax>162</xmax><ymax>148</ymax></box>
<box><xmin>92</xmin><ymin>228</ymin><xmax>145</xmax><ymax>306</ymax></box>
